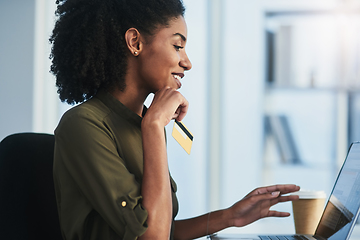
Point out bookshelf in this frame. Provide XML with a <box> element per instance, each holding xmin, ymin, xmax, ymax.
<box><xmin>262</xmin><ymin>9</ymin><xmax>360</xmax><ymax>194</ymax></box>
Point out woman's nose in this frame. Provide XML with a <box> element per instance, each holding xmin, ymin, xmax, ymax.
<box><xmin>180</xmin><ymin>51</ymin><xmax>192</xmax><ymax>71</ymax></box>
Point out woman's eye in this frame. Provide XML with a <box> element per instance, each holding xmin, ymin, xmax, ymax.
<box><xmin>174</xmin><ymin>45</ymin><xmax>183</xmax><ymax>51</ymax></box>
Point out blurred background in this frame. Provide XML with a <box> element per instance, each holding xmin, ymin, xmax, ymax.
<box><xmin>1</xmin><ymin>0</ymin><xmax>360</xmax><ymax>237</ymax></box>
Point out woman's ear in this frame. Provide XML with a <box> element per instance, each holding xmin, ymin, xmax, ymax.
<box><xmin>125</xmin><ymin>28</ymin><xmax>142</xmax><ymax>57</ymax></box>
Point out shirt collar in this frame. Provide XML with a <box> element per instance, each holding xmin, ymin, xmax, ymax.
<box><xmin>95</xmin><ymin>90</ymin><xmax>147</xmax><ymax>127</ymax></box>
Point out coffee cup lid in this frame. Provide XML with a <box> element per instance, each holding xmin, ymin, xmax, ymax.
<box><xmin>291</xmin><ymin>190</ymin><xmax>326</xmax><ymax>199</ymax></box>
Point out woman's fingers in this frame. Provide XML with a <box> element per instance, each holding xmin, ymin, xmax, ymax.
<box><xmin>245</xmin><ymin>188</ymin><xmax>299</xmax><ymax>212</ymax></box>
<box><xmin>263</xmin><ymin>184</ymin><xmax>300</xmax><ymax>194</ymax></box>
<box><xmin>250</xmin><ymin>188</ymin><xmax>300</xmax><ymax>205</ymax></box>
<box><xmin>246</xmin><ymin>190</ymin><xmax>281</xmax><ymax>203</ymax></box>
<box><xmin>247</xmin><ymin>184</ymin><xmax>300</xmax><ymax>197</ymax></box>
<box><xmin>147</xmin><ymin>87</ymin><xmax>189</xmax><ymax>126</ymax></box>
<box><xmin>170</xmin><ymin>91</ymin><xmax>188</xmax><ymax>121</ymax></box>
<box><xmin>275</xmin><ymin>194</ymin><xmax>300</xmax><ymax>203</ymax></box>
<box><xmin>267</xmin><ymin>211</ymin><xmax>291</xmax><ymax>218</ymax></box>
<box><xmin>174</xmin><ymin>101</ymin><xmax>188</xmax><ymax>121</ymax></box>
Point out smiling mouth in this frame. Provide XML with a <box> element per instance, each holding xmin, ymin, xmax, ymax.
<box><xmin>173</xmin><ymin>74</ymin><xmax>182</xmax><ymax>89</ymax></box>
<box><xmin>173</xmin><ymin>75</ymin><xmax>182</xmax><ymax>81</ymax></box>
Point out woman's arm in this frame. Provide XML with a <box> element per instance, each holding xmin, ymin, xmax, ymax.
<box><xmin>174</xmin><ymin>210</ymin><xmax>231</xmax><ymax>240</ymax></box>
<box><xmin>173</xmin><ymin>184</ymin><xmax>300</xmax><ymax>240</ymax></box>
<box><xmin>140</xmin><ymin>119</ymin><xmax>173</xmax><ymax>239</ymax></box>
<box><xmin>139</xmin><ymin>87</ymin><xmax>189</xmax><ymax>239</ymax></box>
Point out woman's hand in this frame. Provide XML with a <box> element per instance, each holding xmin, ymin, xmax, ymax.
<box><xmin>144</xmin><ymin>87</ymin><xmax>189</xmax><ymax>127</ymax></box>
<box><xmin>172</xmin><ymin>184</ymin><xmax>300</xmax><ymax>240</ymax></box>
<box><xmin>227</xmin><ymin>184</ymin><xmax>300</xmax><ymax>227</ymax></box>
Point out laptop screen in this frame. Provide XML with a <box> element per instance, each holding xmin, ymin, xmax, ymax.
<box><xmin>315</xmin><ymin>142</ymin><xmax>360</xmax><ymax>239</ymax></box>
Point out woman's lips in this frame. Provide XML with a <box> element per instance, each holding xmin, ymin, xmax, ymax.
<box><xmin>173</xmin><ymin>74</ymin><xmax>183</xmax><ymax>89</ymax></box>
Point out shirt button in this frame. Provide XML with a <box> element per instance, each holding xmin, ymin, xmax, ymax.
<box><xmin>121</xmin><ymin>201</ymin><xmax>127</xmax><ymax>207</ymax></box>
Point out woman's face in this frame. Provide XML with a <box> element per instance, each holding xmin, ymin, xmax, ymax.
<box><xmin>137</xmin><ymin>16</ymin><xmax>192</xmax><ymax>93</ymax></box>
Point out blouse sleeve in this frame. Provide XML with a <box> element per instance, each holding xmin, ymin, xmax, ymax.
<box><xmin>54</xmin><ymin>109</ymin><xmax>148</xmax><ymax>238</ymax></box>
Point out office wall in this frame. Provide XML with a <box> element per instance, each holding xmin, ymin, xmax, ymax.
<box><xmin>0</xmin><ymin>0</ymin><xmax>36</xmax><ymax>140</ymax></box>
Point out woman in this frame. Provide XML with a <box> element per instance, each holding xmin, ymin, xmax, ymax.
<box><xmin>50</xmin><ymin>0</ymin><xmax>300</xmax><ymax>239</ymax></box>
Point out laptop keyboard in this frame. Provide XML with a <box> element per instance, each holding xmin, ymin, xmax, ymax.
<box><xmin>259</xmin><ymin>235</ymin><xmax>310</xmax><ymax>240</ymax></box>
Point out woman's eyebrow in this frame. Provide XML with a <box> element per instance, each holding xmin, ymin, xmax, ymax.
<box><xmin>173</xmin><ymin>33</ymin><xmax>186</xmax><ymax>42</ymax></box>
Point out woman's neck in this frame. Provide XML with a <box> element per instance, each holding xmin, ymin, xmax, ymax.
<box><xmin>109</xmin><ymin>86</ymin><xmax>148</xmax><ymax>117</ymax></box>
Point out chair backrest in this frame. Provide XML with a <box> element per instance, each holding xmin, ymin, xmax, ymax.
<box><xmin>0</xmin><ymin>132</ymin><xmax>62</xmax><ymax>240</ymax></box>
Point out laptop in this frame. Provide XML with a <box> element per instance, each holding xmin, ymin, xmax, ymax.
<box><xmin>209</xmin><ymin>142</ymin><xmax>360</xmax><ymax>240</ymax></box>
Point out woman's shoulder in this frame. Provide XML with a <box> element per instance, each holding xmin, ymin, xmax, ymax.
<box><xmin>59</xmin><ymin>97</ymin><xmax>111</xmax><ymax>127</ymax></box>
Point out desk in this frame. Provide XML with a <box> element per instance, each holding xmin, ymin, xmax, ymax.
<box><xmin>206</xmin><ymin>217</ymin><xmax>360</xmax><ymax>240</ymax></box>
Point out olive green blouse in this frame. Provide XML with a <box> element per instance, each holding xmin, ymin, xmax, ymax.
<box><xmin>53</xmin><ymin>90</ymin><xmax>179</xmax><ymax>240</ymax></box>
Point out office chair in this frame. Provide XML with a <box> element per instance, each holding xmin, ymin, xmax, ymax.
<box><xmin>0</xmin><ymin>132</ymin><xmax>62</xmax><ymax>240</ymax></box>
